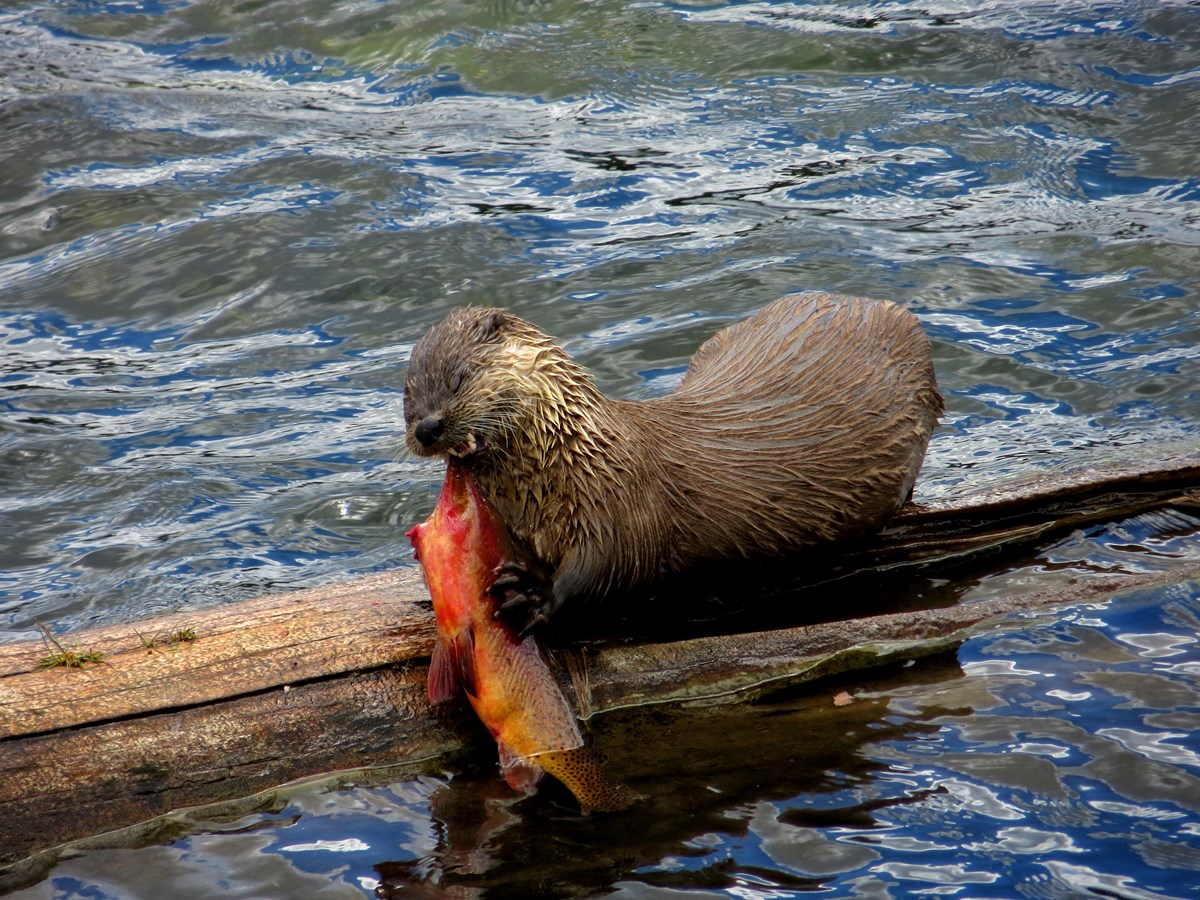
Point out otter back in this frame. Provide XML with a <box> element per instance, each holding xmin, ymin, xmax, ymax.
<box><xmin>649</xmin><ymin>292</ymin><xmax>943</xmax><ymax>571</ymax></box>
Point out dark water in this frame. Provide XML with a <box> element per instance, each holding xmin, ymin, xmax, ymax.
<box><xmin>2</xmin><ymin>0</ymin><xmax>1200</xmax><ymax>895</ymax></box>
<box><xmin>14</xmin><ymin>577</ymin><xmax>1200</xmax><ymax>899</ymax></box>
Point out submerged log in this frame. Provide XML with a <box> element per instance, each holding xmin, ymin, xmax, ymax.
<box><xmin>1</xmin><ymin>448</ymin><xmax>1198</xmax><ymax>880</ymax></box>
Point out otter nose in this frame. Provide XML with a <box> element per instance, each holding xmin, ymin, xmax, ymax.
<box><xmin>414</xmin><ymin>415</ymin><xmax>445</xmax><ymax>448</ymax></box>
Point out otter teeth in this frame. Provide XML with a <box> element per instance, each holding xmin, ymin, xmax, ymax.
<box><xmin>450</xmin><ymin>432</ymin><xmax>480</xmax><ymax>458</ymax></box>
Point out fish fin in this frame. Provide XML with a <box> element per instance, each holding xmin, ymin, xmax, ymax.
<box><xmin>498</xmin><ymin>740</ymin><xmax>543</xmax><ymax>792</ymax></box>
<box><xmin>530</xmin><ymin>747</ymin><xmax>642</xmax><ymax>815</ymax></box>
<box><xmin>427</xmin><ymin>639</ymin><xmax>459</xmax><ymax>704</ymax></box>
<box><xmin>428</xmin><ymin>630</ymin><xmax>477</xmax><ymax>704</ymax></box>
<box><xmin>405</xmin><ymin>522</ymin><xmax>424</xmax><ymax>560</ymax></box>
<box><xmin>429</xmin><ymin>643</ymin><xmax>456</xmax><ymax>705</ymax></box>
<box><xmin>451</xmin><ymin>627</ymin><xmax>477</xmax><ymax>697</ymax></box>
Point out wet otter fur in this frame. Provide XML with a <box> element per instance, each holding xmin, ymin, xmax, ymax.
<box><xmin>404</xmin><ymin>292</ymin><xmax>944</xmax><ymax>630</ymax></box>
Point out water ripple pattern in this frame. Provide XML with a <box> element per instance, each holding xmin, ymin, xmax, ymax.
<box><xmin>21</xmin><ymin>583</ymin><xmax>1200</xmax><ymax>898</ymax></box>
<box><xmin>1</xmin><ymin>3</ymin><xmax>1198</xmax><ymax>637</ymax></box>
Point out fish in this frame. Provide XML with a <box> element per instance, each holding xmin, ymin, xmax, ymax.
<box><xmin>407</xmin><ymin>460</ymin><xmax>639</xmax><ymax>814</ymax></box>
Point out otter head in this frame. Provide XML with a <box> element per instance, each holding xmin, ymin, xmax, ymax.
<box><xmin>404</xmin><ymin>307</ymin><xmax>561</xmax><ymax>462</ymax></box>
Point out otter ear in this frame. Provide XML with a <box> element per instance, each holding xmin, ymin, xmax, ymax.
<box><xmin>476</xmin><ymin>310</ymin><xmax>508</xmax><ymax>342</ymax></box>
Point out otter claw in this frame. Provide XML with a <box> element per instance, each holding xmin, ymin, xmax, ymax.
<box><xmin>489</xmin><ymin>562</ymin><xmax>527</xmax><ymax>591</ymax></box>
<box><xmin>488</xmin><ymin>572</ymin><xmax>525</xmax><ymax>593</ymax></box>
<box><xmin>519</xmin><ymin>611</ymin><xmax>551</xmax><ymax>636</ymax></box>
<box><xmin>489</xmin><ymin>561</ymin><xmax>554</xmax><ymax>633</ymax></box>
<box><xmin>495</xmin><ymin>591</ymin><xmax>528</xmax><ymax>612</ymax></box>
<box><xmin>495</xmin><ymin>590</ymin><xmax>552</xmax><ymax>635</ymax></box>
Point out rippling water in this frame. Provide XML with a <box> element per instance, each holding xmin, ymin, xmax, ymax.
<box><xmin>2</xmin><ymin>0</ymin><xmax>1200</xmax><ymax>895</ymax></box>
<box><xmin>15</xmin><ymin>578</ymin><xmax>1200</xmax><ymax>899</ymax></box>
<box><xmin>2</xmin><ymin>0</ymin><xmax>1198</xmax><ymax>636</ymax></box>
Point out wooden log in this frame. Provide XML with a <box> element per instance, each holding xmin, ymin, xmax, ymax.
<box><xmin>2</xmin><ymin>568</ymin><xmax>1194</xmax><ymax>896</ymax></box>
<box><xmin>0</xmin><ymin>570</ymin><xmax>434</xmax><ymax>739</ymax></box>
<box><xmin>1</xmin><ymin>447</ymin><xmax>1198</xmax><ymax>881</ymax></box>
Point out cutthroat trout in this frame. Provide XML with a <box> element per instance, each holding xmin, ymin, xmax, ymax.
<box><xmin>407</xmin><ymin>460</ymin><xmax>639</xmax><ymax>814</ymax></box>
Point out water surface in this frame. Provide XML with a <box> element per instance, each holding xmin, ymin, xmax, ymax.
<box><xmin>2</xmin><ymin>0</ymin><xmax>1199</xmax><ymax>895</ymax></box>
<box><xmin>14</xmin><ymin>578</ymin><xmax>1200</xmax><ymax>899</ymax></box>
<box><xmin>2</xmin><ymin>0</ymin><xmax>1198</xmax><ymax>636</ymax></box>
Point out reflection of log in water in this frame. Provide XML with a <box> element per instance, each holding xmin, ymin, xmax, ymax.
<box><xmin>0</xmin><ymin>449</ymin><xmax>1198</xmax><ymax>883</ymax></box>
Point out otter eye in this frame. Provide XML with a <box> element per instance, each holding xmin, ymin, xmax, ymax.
<box><xmin>449</xmin><ymin>369</ymin><xmax>464</xmax><ymax>393</ymax></box>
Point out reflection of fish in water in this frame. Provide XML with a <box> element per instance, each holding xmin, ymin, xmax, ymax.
<box><xmin>408</xmin><ymin>460</ymin><xmax>639</xmax><ymax>814</ymax></box>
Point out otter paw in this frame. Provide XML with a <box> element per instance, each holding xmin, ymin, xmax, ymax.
<box><xmin>489</xmin><ymin>562</ymin><xmax>558</xmax><ymax>634</ymax></box>
<box><xmin>495</xmin><ymin>594</ymin><xmax>554</xmax><ymax>636</ymax></box>
<box><xmin>488</xmin><ymin>561</ymin><xmax>529</xmax><ymax>593</ymax></box>
<box><xmin>491</xmin><ymin>592</ymin><xmax>543</xmax><ymax>633</ymax></box>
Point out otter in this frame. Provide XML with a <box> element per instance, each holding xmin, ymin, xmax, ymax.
<box><xmin>404</xmin><ymin>292</ymin><xmax>943</xmax><ymax>631</ymax></box>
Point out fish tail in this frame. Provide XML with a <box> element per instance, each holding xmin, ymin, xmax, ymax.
<box><xmin>529</xmin><ymin>747</ymin><xmax>642</xmax><ymax>815</ymax></box>
<box><xmin>498</xmin><ymin>740</ymin><xmax>543</xmax><ymax>793</ymax></box>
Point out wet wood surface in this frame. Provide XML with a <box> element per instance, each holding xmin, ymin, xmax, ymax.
<box><xmin>1</xmin><ymin>448</ymin><xmax>1198</xmax><ymax>881</ymax></box>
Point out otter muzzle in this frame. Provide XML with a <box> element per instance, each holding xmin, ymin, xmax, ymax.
<box><xmin>414</xmin><ymin>415</ymin><xmax>444</xmax><ymax>448</ymax></box>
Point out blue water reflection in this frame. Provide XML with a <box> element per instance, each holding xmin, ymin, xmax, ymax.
<box><xmin>3</xmin><ymin>0</ymin><xmax>1199</xmax><ymax>633</ymax></box>
<box><xmin>19</xmin><ymin>583</ymin><xmax>1200</xmax><ymax>898</ymax></box>
<box><xmin>615</xmin><ymin>584</ymin><xmax>1200</xmax><ymax>899</ymax></box>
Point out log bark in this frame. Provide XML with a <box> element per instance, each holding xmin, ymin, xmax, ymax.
<box><xmin>1</xmin><ymin>447</ymin><xmax>1198</xmax><ymax>882</ymax></box>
